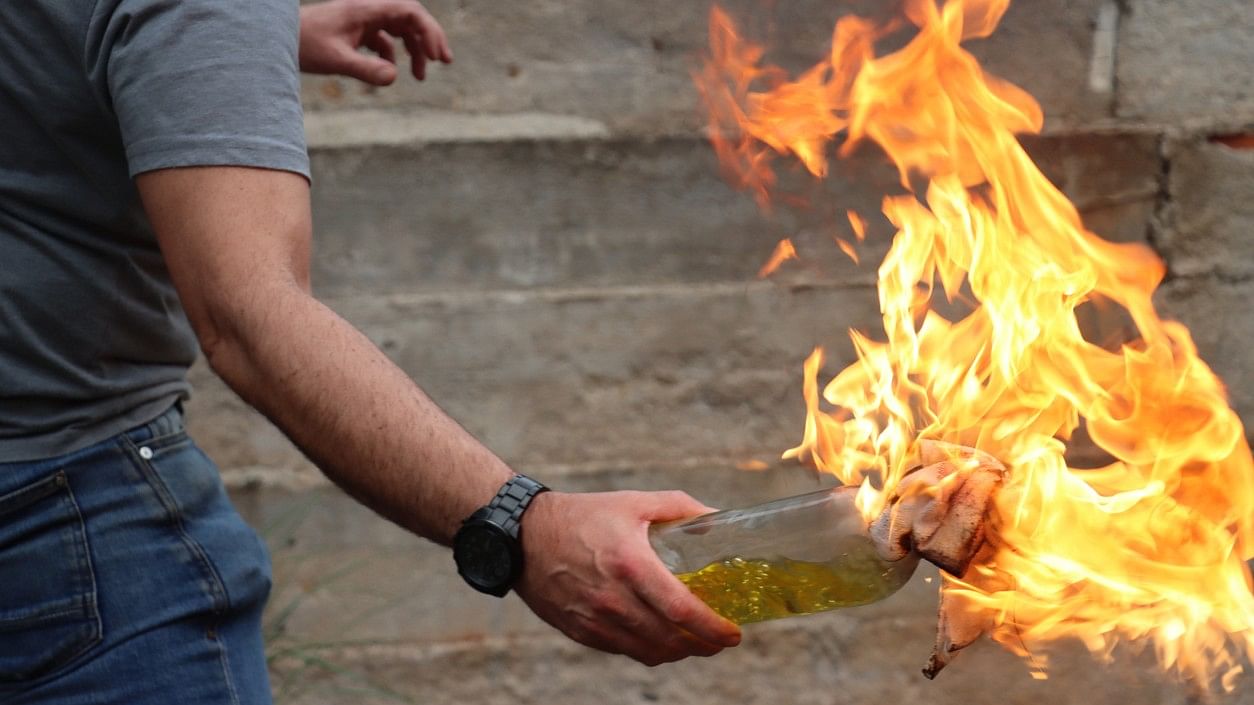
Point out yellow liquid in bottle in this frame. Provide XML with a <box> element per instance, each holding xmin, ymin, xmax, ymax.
<box><xmin>676</xmin><ymin>551</ymin><xmax>901</xmax><ymax>625</ymax></box>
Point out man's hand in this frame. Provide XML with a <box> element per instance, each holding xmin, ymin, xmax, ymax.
<box><xmin>517</xmin><ymin>491</ymin><xmax>742</xmax><ymax>666</ymax></box>
<box><xmin>299</xmin><ymin>0</ymin><xmax>453</xmax><ymax>85</ymax></box>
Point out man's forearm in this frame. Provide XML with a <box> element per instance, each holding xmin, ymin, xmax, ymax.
<box><xmin>205</xmin><ymin>278</ymin><xmax>512</xmax><ymax>545</ymax></box>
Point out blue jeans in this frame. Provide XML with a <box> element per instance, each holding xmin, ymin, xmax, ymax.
<box><xmin>0</xmin><ymin>406</ymin><xmax>273</xmax><ymax>704</ymax></box>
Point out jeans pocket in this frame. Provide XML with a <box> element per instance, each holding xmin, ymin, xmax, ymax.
<box><xmin>0</xmin><ymin>471</ymin><xmax>101</xmax><ymax>683</ymax></box>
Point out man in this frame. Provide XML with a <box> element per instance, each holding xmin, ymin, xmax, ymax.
<box><xmin>0</xmin><ymin>1</ymin><xmax>740</xmax><ymax>702</ymax></box>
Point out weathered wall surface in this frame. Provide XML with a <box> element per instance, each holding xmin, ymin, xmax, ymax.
<box><xmin>193</xmin><ymin>1</ymin><xmax>1254</xmax><ymax>702</ymax></box>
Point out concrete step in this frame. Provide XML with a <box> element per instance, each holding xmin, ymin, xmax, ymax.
<box><xmin>299</xmin><ymin>0</ymin><xmax>1115</xmax><ymax>135</ymax></box>
<box><xmin>306</xmin><ymin>130</ymin><xmax>1162</xmax><ymax>297</ymax></box>
<box><xmin>240</xmin><ymin>473</ymin><xmax>1196</xmax><ymax>705</ymax></box>
<box><xmin>254</xmin><ymin>524</ymin><xmax>1187</xmax><ymax>705</ymax></box>
<box><xmin>272</xmin><ymin>635</ymin><xmax>1187</xmax><ymax>705</ymax></box>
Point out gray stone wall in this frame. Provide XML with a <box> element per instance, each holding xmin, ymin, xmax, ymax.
<box><xmin>192</xmin><ymin>1</ymin><xmax>1254</xmax><ymax>702</ymax></box>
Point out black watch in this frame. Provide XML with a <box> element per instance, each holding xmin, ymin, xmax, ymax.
<box><xmin>452</xmin><ymin>474</ymin><xmax>549</xmax><ymax>597</ymax></box>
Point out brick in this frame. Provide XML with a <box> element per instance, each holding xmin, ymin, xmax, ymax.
<box><xmin>1161</xmin><ymin>139</ymin><xmax>1254</xmax><ymax>280</ymax></box>
<box><xmin>966</xmin><ymin>0</ymin><xmax>1113</xmax><ymax>127</ymax></box>
<box><xmin>1078</xmin><ymin>197</ymin><xmax>1156</xmax><ymax>246</ymax></box>
<box><xmin>1156</xmin><ymin>277</ymin><xmax>1254</xmax><ymax>436</ymax></box>
<box><xmin>1021</xmin><ymin>131</ymin><xmax>1161</xmax><ymax>211</ymax></box>
<box><xmin>1117</xmin><ymin>0</ymin><xmax>1254</xmax><ymax>123</ymax></box>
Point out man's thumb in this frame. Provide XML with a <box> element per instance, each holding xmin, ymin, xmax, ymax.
<box><xmin>642</xmin><ymin>491</ymin><xmax>716</xmax><ymax>523</ymax></box>
<box><xmin>340</xmin><ymin>50</ymin><xmax>397</xmax><ymax>86</ymax></box>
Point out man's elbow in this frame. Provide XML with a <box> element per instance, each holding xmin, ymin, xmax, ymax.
<box><xmin>185</xmin><ymin>277</ymin><xmax>308</xmax><ymax>386</ymax></box>
<box><xmin>187</xmin><ymin>295</ymin><xmax>248</xmax><ymax>384</ymax></box>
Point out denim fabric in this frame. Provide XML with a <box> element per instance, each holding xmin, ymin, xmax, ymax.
<box><xmin>0</xmin><ymin>406</ymin><xmax>273</xmax><ymax>704</ymax></box>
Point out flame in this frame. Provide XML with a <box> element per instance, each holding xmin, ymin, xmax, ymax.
<box><xmin>758</xmin><ymin>237</ymin><xmax>798</xmax><ymax>278</ymax></box>
<box><xmin>835</xmin><ymin>237</ymin><xmax>859</xmax><ymax>264</ymax></box>
<box><xmin>847</xmin><ymin>210</ymin><xmax>868</xmax><ymax>241</ymax></box>
<box><xmin>700</xmin><ymin>0</ymin><xmax>1254</xmax><ymax>688</ymax></box>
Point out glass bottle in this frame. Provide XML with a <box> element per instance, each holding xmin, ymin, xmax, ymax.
<box><xmin>648</xmin><ymin>486</ymin><xmax>919</xmax><ymax>625</ymax></box>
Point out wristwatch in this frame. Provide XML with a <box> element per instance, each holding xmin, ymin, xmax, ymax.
<box><xmin>452</xmin><ymin>474</ymin><xmax>549</xmax><ymax>597</ymax></box>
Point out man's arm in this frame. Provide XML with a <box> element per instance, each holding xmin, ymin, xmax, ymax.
<box><xmin>135</xmin><ymin>166</ymin><xmax>741</xmax><ymax>665</ymax></box>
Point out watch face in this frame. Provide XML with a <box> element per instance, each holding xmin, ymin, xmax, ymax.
<box><xmin>455</xmin><ymin>524</ymin><xmax>516</xmax><ymax>591</ymax></box>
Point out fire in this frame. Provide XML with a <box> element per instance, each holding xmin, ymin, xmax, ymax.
<box><xmin>846</xmin><ymin>211</ymin><xmax>867</xmax><ymax>242</ymax></box>
<box><xmin>758</xmin><ymin>237</ymin><xmax>798</xmax><ymax>278</ymax></box>
<box><xmin>699</xmin><ymin>0</ymin><xmax>1254</xmax><ymax>688</ymax></box>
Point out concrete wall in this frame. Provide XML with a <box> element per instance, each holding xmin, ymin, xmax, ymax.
<box><xmin>192</xmin><ymin>1</ymin><xmax>1254</xmax><ymax>702</ymax></box>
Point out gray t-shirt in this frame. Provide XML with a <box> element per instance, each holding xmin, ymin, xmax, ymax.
<box><xmin>0</xmin><ymin>0</ymin><xmax>309</xmax><ymax>461</ymax></box>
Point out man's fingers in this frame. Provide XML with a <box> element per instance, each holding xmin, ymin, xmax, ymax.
<box><xmin>334</xmin><ymin>46</ymin><xmax>397</xmax><ymax>86</ymax></box>
<box><xmin>624</xmin><ymin>490</ymin><xmax>737</xmax><ymax>648</ymax></box>
<box><xmin>402</xmin><ymin>2</ymin><xmax>449</xmax><ymax>62</ymax></box>
<box><xmin>632</xmin><ymin>557</ymin><xmax>741</xmax><ymax>648</ymax></box>
<box><xmin>364</xmin><ymin>29</ymin><xmax>396</xmax><ymax>64</ymax></box>
<box><xmin>638</xmin><ymin>490</ymin><xmax>716</xmax><ymax>523</ymax></box>
<box><xmin>593</xmin><ymin>602</ymin><xmax>726</xmax><ymax>666</ymax></box>
<box><xmin>626</xmin><ymin>617</ymin><xmax>726</xmax><ymax>662</ymax></box>
<box><xmin>606</xmin><ymin>591</ymin><xmax>728</xmax><ymax>661</ymax></box>
<box><xmin>577</xmin><ymin>621</ymin><xmax>676</xmax><ymax>667</ymax></box>
<box><xmin>433</xmin><ymin>23</ymin><xmax>452</xmax><ymax>62</ymax></box>
<box><xmin>621</xmin><ymin>628</ymin><xmax>725</xmax><ymax>666</ymax></box>
<box><xmin>515</xmin><ymin>489</ymin><xmax>744</xmax><ymax>668</ymax></box>
<box><xmin>402</xmin><ymin>33</ymin><xmax>429</xmax><ymax>80</ymax></box>
<box><xmin>375</xmin><ymin>0</ymin><xmax>453</xmax><ymax>65</ymax></box>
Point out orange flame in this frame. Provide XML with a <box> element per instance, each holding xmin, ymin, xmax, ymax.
<box><xmin>835</xmin><ymin>237</ymin><xmax>860</xmax><ymax>264</ymax></box>
<box><xmin>847</xmin><ymin>210</ymin><xmax>868</xmax><ymax>241</ymax></box>
<box><xmin>758</xmin><ymin>237</ymin><xmax>798</xmax><ymax>278</ymax></box>
<box><xmin>700</xmin><ymin>0</ymin><xmax>1254</xmax><ymax>688</ymax></box>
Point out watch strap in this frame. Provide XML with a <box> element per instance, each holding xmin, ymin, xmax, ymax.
<box><xmin>481</xmin><ymin>474</ymin><xmax>548</xmax><ymax>539</ymax></box>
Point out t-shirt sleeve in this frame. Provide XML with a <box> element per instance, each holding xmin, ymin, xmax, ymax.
<box><xmin>97</xmin><ymin>0</ymin><xmax>310</xmax><ymax>179</ymax></box>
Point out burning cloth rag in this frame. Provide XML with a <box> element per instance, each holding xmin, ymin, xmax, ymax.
<box><xmin>869</xmin><ymin>441</ymin><xmax>1006</xmax><ymax>678</ymax></box>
